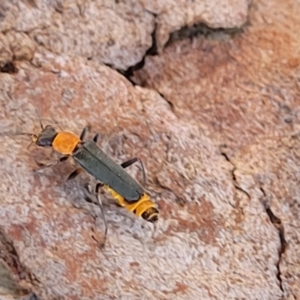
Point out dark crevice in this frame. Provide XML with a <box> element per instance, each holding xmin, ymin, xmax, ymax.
<box><xmin>165</xmin><ymin>23</ymin><xmax>246</xmax><ymax>47</ymax></box>
<box><xmin>119</xmin><ymin>22</ymin><xmax>244</xmax><ymax>86</ymax></box>
<box><xmin>220</xmin><ymin>150</ymin><xmax>251</xmax><ymax>201</ymax></box>
<box><xmin>117</xmin><ymin>22</ymin><xmax>158</xmax><ymax>85</ymax></box>
<box><xmin>0</xmin><ymin>61</ymin><xmax>18</xmax><ymax>74</ymax></box>
<box><xmin>0</xmin><ymin>228</ymin><xmax>40</xmax><ymax>298</ymax></box>
<box><xmin>157</xmin><ymin>92</ymin><xmax>176</xmax><ymax>114</ymax></box>
<box><xmin>260</xmin><ymin>187</ymin><xmax>287</xmax><ymax>295</ymax></box>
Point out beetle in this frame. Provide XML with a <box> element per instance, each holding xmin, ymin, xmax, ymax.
<box><xmin>19</xmin><ymin>120</ymin><xmax>158</xmax><ymax>245</ymax></box>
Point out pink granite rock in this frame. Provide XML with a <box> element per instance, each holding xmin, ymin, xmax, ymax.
<box><xmin>0</xmin><ymin>0</ymin><xmax>249</xmax><ymax>69</ymax></box>
<box><xmin>2</xmin><ymin>0</ymin><xmax>299</xmax><ymax>299</ymax></box>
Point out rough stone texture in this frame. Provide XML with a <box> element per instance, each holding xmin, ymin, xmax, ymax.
<box><xmin>0</xmin><ymin>0</ymin><xmax>249</xmax><ymax>70</ymax></box>
<box><xmin>133</xmin><ymin>0</ymin><xmax>300</xmax><ymax>298</ymax></box>
<box><xmin>1</xmin><ymin>0</ymin><xmax>298</xmax><ymax>299</ymax></box>
<box><xmin>142</xmin><ymin>0</ymin><xmax>250</xmax><ymax>51</ymax></box>
<box><xmin>0</xmin><ymin>0</ymin><xmax>155</xmax><ymax>70</ymax></box>
<box><xmin>0</xmin><ymin>53</ymin><xmax>281</xmax><ymax>299</ymax></box>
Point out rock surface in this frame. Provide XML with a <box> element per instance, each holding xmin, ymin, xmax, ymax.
<box><xmin>142</xmin><ymin>0</ymin><xmax>250</xmax><ymax>51</ymax></box>
<box><xmin>133</xmin><ymin>0</ymin><xmax>300</xmax><ymax>298</ymax></box>
<box><xmin>0</xmin><ymin>0</ymin><xmax>299</xmax><ymax>299</ymax></box>
<box><xmin>0</xmin><ymin>0</ymin><xmax>249</xmax><ymax>70</ymax></box>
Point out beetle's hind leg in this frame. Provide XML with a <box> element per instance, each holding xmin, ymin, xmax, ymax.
<box><xmin>95</xmin><ymin>183</ymin><xmax>107</xmax><ymax>245</ymax></box>
<box><xmin>84</xmin><ymin>183</ymin><xmax>107</xmax><ymax>248</ymax></box>
<box><xmin>121</xmin><ymin>157</ymin><xmax>147</xmax><ymax>187</ymax></box>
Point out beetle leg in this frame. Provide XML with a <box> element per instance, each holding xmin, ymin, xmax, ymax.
<box><xmin>33</xmin><ymin>155</ymin><xmax>69</xmax><ymax>172</ymax></box>
<box><xmin>95</xmin><ymin>188</ymin><xmax>107</xmax><ymax>247</ymax></box>
<box><xmin>84</xmin><ymin>183</ymin><xmax>107</xmax><ymax>248</ymax></box>
<box><xmin>121</xmin><ymin>157</ymin><xmax>147</xmax><ymax>187</ymax></box>
<box><xmin>66</xmin><ymin>168</ymin><xmax>83</xmax><ymax>180</ymax></box>
<box><xmin>83</xmin><ymin>184</ymin><xmax>98</xmax><ymax>205</ymax></box>
<box><xmin>79</xmin><ymin>126</ymin><xmax>91</xmax><ymax>141</ymax></box>
<box><xmin>93</xmin><ymin>133</ymin><xmax>100</xmax><ymax>143</ymax></box>
<box><xmin>95</xmin><ymin>182</ymin><xmax>104</xmax><ymax>192</ymax></box>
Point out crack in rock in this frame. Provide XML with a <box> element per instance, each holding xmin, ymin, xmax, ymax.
<box><xmin>220</xmin><ymin>149</ymin><xmax>288</xmax><ymax>297</ymax></box>
<box><xmin>260</xmin><ymin>187</ymin><xmax>287</xmax><ymax>296</ymax></box>
<box><xmin>119</xmin><ymin>22</ymin><xmax>158</xmax><ymax>85</ymax></box>
<box><xmin>220</xmin><ymin>150</ymin><xmax>251</xmax><ymax>202</ymax></box>
<box><xmin>166</xmin><ymin>22</ymin><xmax>245</xmax><ymax>47</ymax></box>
